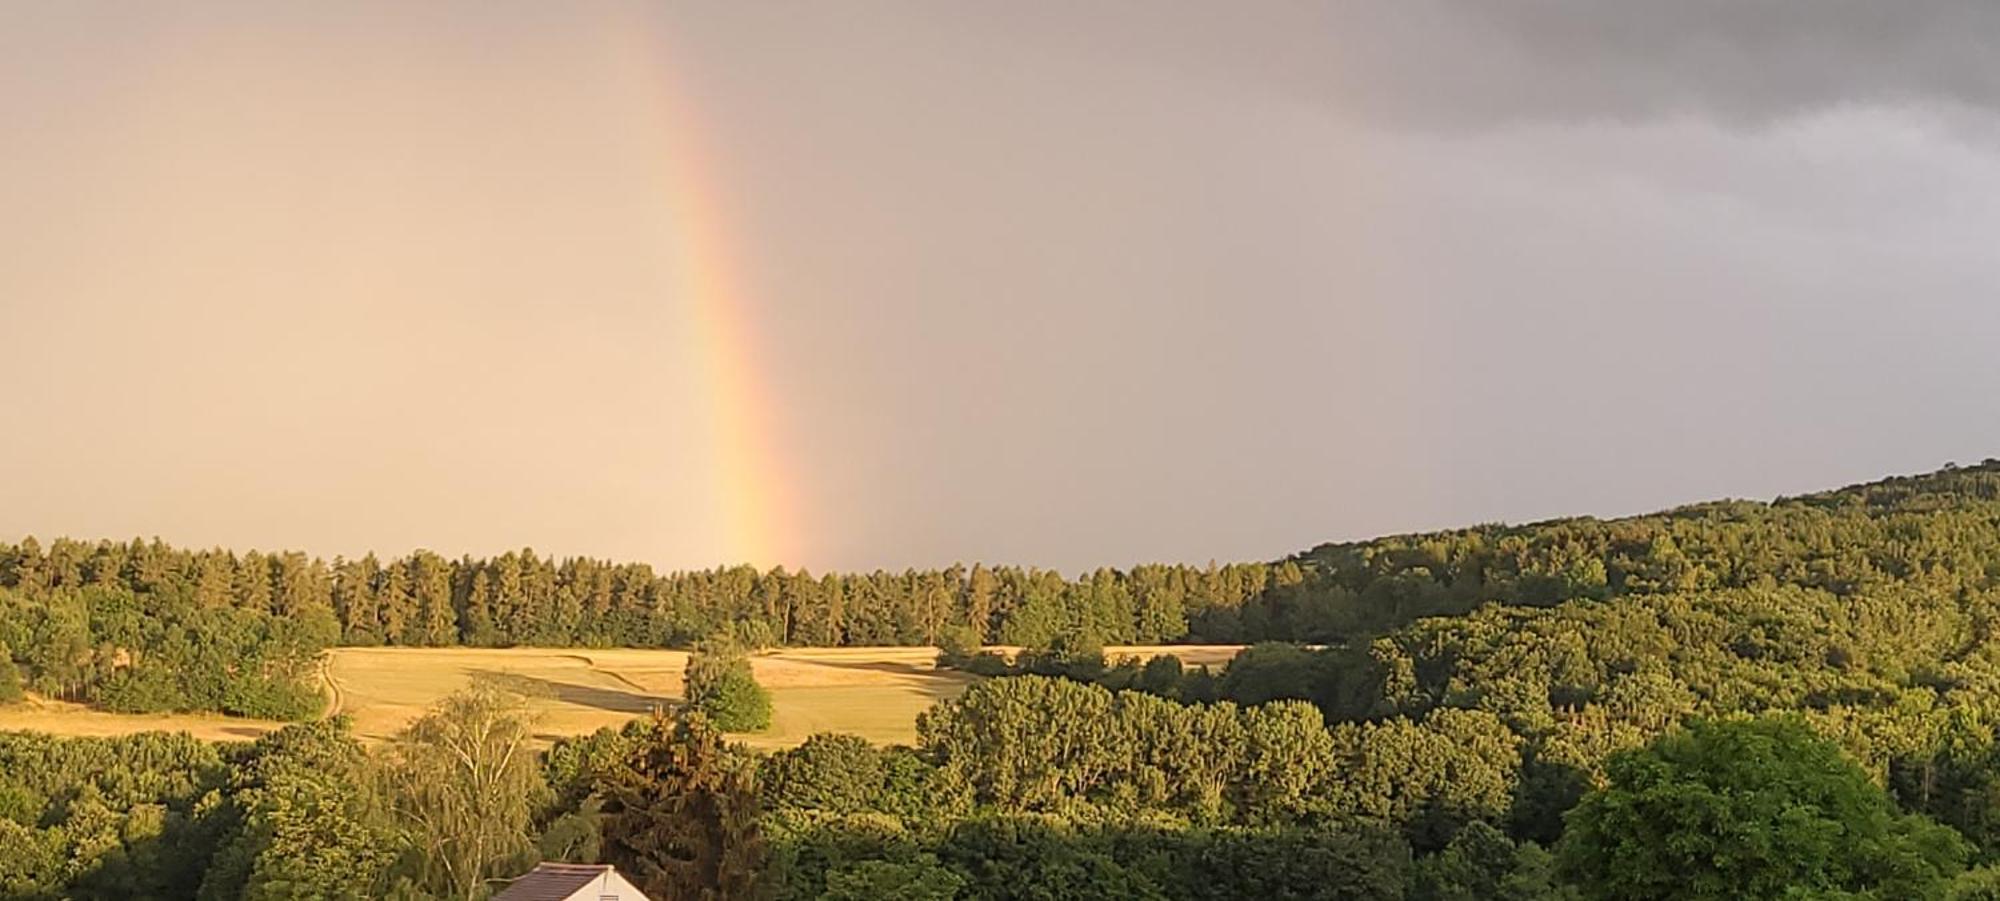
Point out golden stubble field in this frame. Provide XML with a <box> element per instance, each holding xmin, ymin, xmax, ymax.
<box><xmin>0</xmin><ymin>645</ymin><xmax>1245</xmax><ymax>749</ymax></box>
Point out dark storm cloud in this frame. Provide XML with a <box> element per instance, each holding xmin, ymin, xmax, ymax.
<box><xmin>1340</xmin><ymin>0</ymin><xmax>2000</xmax><ymax>125</ymax></box>
<box><xmin>965</xmin><ymin>1</ymin><xmax>2000</xmax><ymax>128</ymax></box>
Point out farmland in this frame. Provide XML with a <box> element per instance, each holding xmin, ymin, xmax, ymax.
<box><xmin>0</xmin><ymin>644</ymin><xmax>1245</xmax><ymax>748</ymax></box>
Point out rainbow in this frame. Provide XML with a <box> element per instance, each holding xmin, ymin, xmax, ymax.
<box><xmin>613</xmin><ymin>15</ymin><xmax>794</xmax><ymax>568</ymax></box>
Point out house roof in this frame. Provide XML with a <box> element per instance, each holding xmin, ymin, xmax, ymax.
<box><xmin>491</xmin><ymin>862</ymin><xmax>632</xmax><ymax>901</ymax></box>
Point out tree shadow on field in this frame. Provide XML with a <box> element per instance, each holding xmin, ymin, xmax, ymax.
<box><xmin>789</xmin><ymin>658</ymin><xmax>970</xmax><ymax>681</ymax></box>
<box><xmin>472</xmin><ymin>670</ymin><xmax>674</xmax><ymax>714</ymax></box>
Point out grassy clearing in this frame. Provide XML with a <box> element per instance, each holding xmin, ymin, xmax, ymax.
<box><xmin>0</xmin><ymin>697</ymin><xmax>286</xmax><ymax>743</ymax></box>
<box><xmin>0</xmin><ymin>644</ymin><xmax>1243</xmax><ymax>749</ymax></box>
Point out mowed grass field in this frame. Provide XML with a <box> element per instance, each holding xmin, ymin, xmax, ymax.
<box><xmin>0</xmin><ymin>645</ymin><xmax>1245</xmax><ymax>749</ymax></box>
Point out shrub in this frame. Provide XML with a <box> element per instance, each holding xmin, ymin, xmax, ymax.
<box><xmin>1137</xmin><ymin>654</ymin><xmax>1184</xmax><ymax>698</ymax></box>
<box><xmin>220</xmin><ymin>673</ymin><xmax>325</xmax><ymax>721</ymax></box>
<box><xmin>1016</xmin><ymin>636</ymin><xmax>1107</xmax><ymax>682</ymax></box>
<box><xmin>1178</xmin><ymin>665</ymin><xmax>1220</xmax><ymax>704</ymax></box>
<box><xmin>686</xmin><ymin>645</ymin><xmax>773</xmax><ymax>732</ymax></box>
<box><xmin>962</xmin><ymin>652</ymin><xmax>1013</xmax><ymax>678</ymax></box>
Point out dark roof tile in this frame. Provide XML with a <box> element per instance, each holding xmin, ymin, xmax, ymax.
<box><xmin>492</xmin><ymin>862</ymin><xmax>627</xmax><ymax>901</ymax></box>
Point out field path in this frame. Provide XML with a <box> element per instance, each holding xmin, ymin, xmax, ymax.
<box><xmin>320</xmin><ymin>655</ymin><xmax>347</xmax><ymax>718</ymax></box>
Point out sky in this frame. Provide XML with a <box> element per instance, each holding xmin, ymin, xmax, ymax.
<box><xmin>5</xmin><ymin>1</ymin><xmax>2000</xmax><ymax>573</ymax></box>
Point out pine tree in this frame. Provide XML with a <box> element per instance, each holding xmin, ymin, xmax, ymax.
<box><xmin>332</xmin><ymin>555</ymin><xmax>383</xmax><ymax>645</ymax></box>
<box><xmin>461</xmin><ymin>569</ymin><xmax>499</xmax><ymax>647</ymax></box>
<box><xmin>235</xmin><ymin>551</ymin><xmax>273</xmax><ymax>612</ymax></box>
<box><xmin>9</xmin><ymin>536</ymin><xmax>46</xmax><ymax>592</ymax></box>
<box><xmin>965</xmin><ymin>564</ymin><xmax>997</xmax><ymax>642</ymax></box>
<box><xmin>377</xmin><ymin>563</ymin><xmax>413</xmax><ymax>646</ymax></box>
<box><xmin>271</xmin><ymin>551</ymin><xmax>328</xmax><ymax>617</ymax></box>
<box><xmin>600</xmin><ymin>713</ymin><xmax>766</xmax><ymax>901</ymax></box>
<box><xmin>194</xmin><ymin>551</ymin><xmax>234</xmax><ymax>608</ymax></box>
<box><xmin>406</xmin><ymin>551</ymin><xmax>457</xmax><ymax>647</ymax></box>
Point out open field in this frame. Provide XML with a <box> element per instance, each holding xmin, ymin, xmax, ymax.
<box><xmin>0</xmin><ymin>644</ymin><xmax>1245</xmax><ymax>749</ymax></box>
<box><xmin>0</xmin><ymin>698</ymin><xmax>286</xmax><ymax>744</ymax></box>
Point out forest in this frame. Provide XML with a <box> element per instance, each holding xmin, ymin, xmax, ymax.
<box><xmin>10</xmin><ymin>460</ymin><xmax>2000</xmax><ymax>897</ymax></box>
<box><xmin>0</xmin><ymin>539</ymin><xmax>1286</xmax><ymax>716</ymax></box>
<box><xmin>11</xmin><ymin>457</ymin><xmax>2000</xmax><ymax>719</ymax></box>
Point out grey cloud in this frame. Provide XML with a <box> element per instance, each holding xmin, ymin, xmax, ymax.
<box><xmin>1357</xmin><ymin>1</ymin><xmax>2000</xmax><ymax>125</ymax></box>
<box><xmin>955</xmin><ymin>1</ymin><xmax>2000</xmax><ymax>129</ymax></box>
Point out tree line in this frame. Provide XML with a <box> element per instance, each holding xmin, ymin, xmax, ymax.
<box><xmin>0</xmin><ymin>538</ymin><xmax>1291</xmax><ymax>717</ymax></box>
<box><xmin>0</xmin><ymin>539</ymin><xmax>1286</xmax><ymax>650</ymax></box>
<box><xmin>13</xmin><ymin>458</ymin><xmax>2000</xmax><ymax>720</ymax></box>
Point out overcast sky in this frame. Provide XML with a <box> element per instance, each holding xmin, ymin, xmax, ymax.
<box><xmin>5</xmin><ymin>2</ymin><xmax>1999</xmax><ymax>573</ymax></box>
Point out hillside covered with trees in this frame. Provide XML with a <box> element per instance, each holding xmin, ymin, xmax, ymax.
<box><xmin>10</xmin><ymin>461</ymin><xmax>2000</xmax><ymax>896</ymax></box>
<box><xmin>9</xmin><ymin>460</ymin><xmax>2000</xmax><ymax>721</ymax></box>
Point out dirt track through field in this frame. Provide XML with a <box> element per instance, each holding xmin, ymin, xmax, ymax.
<box><xmin>320</xmin><ymin>656</ymin><xmax>346</xmax><ymax>718</ymax></box>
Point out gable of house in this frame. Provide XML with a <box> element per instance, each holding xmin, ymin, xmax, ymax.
<box><xmin>490</xmin><ymin>862</ymin><xmax>648</xmax><ymax>901</ymax></box>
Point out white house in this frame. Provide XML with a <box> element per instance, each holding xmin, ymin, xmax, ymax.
<box><xmin>491</xmin><ymin>862</ymin><xmax>650</xmax><ymax>901</ymax></box>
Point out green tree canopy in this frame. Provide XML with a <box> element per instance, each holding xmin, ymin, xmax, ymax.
<box><xmin>686</xmin><ymin>644</ymin><xmax>774</xmax><ymax>733</ymax></box>
<box><xmin>1557</xmin><ymin>716</ymin><xmax>1970</xmax><ymax>900</ymax></box>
